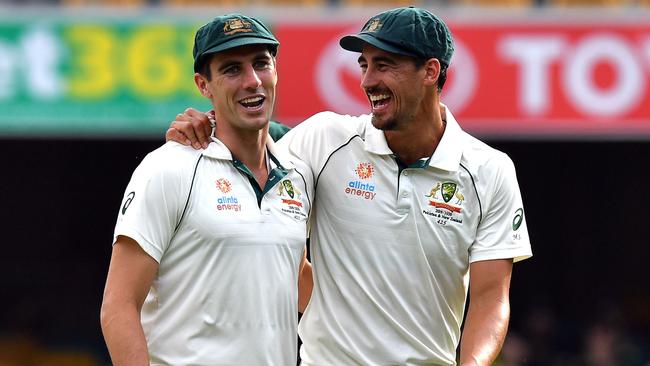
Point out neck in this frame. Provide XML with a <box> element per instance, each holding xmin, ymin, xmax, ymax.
<box><xmin>384</xmin><ymin>104</ymin><xmax>446</xmax><ymax>165</ymax></box>
<box><xmin>215</xmin><ymin>122</ymin><xmax>269</xmax><ymax>186</ymax></box>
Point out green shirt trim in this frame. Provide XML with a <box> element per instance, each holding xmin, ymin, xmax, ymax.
<box><xmin>232</xmin><ymin>151</ymin><xmax>288</xmax><ymax>207</ymax></box>
<box><xmin>395</xmin><ymin>155</ymin><xmax>432</xmax><ymax>174</ymax></box>
<box><xmin>269</xmin><ymin>121</ymin><xmax>291</xmax><ymax>142</ymax></box>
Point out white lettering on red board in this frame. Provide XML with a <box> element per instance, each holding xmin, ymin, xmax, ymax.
<box><xmin>500</xmin><ymin>33</ymin><xmax>649</xmax><ymax>117</ymax></box>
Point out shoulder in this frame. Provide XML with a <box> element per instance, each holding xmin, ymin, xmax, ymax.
<box><xmin>277</xmin><ymin>112</ymin><xmax>371</xmax><ymax>170</ymax></box>
<box><xmin>287</xmin><ymin>157</ymin><xmax>313</xmax><ymax>180</ymax></box>
<box><xmin>282</xmin><ymin>111</ymin><xmax>371</xmax><ymax>149</ymax></box>
<box><xmin>459</xmin><ymin>134</ymin><xmax>521</xmax><ymax>201</ymax></box>
<box><xmin>145</xmin><ymin>141</ymin><xmax>203</xmax><ymax>163</ymax></box>
<box><xmin>461</xmin><ymin>134</ymin><xmax>515</xmax><ymax>175</ymax></box>
<box><xmin>461</xmin><ymin>134</ymin><xmax>516</xmax><ymax>188</ymax></box>
<box><xmin>294</xmin><ymin>111</ymin><xmax>369</xmax><ymax>138</ymax></box>
<box><xmin>136</xmin><ymin>141</ymin><xmax>205</xmax><ymax>180</ymax></box>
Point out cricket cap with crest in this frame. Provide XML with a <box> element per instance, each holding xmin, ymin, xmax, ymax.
<box><xmin>339</xmin><ymin>7</ymin><xmax>454</xmax><ymax>66</ymax></box>
<box><xmin>193</xmin><ymin>13</ymin><xmax>279</xmax><ymax>72</ymax></box>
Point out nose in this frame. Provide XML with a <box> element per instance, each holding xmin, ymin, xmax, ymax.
<box><xmin>360</xmin><ymin>67</ymin><xmax>377</xmax><ymax>91</ymax></box>
<box><xmin>242</xmin><ymin>64</ymin><xmax>262</xmax><ymax>90</ymax></box>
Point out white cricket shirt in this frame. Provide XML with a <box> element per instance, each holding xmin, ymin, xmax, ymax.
<box><xmin>279</xmin><ymin>109</ymin><xmax>532</xmax><ymax>366</ymax></box>
<box><xmin>113</xmin><ymin>137</ymin><xmax>313</xmax><ymax>366</ymax></box>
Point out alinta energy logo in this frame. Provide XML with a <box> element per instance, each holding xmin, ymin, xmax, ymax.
<box><xmin>345</xmin><ymin>162</ymin><xmax>377</xmax><ymax>200</ymax></box>
<box><xmin>216</xmin><ymin>178</ymin><xmax>231</xmax><ymax>193</ymax></box>
<box><xmin>215</xmin><ymin>178</ymin><xmax>241</xmax><ymax>212</ymax></box>
<box><xmin>422</xmin><ymin>181</ymin><xmax>465</xmax><ymax>225</ymax></box>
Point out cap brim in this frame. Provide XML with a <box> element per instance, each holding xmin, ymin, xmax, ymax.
<box><xmin>203</xmin><ymin>36</ymin><xmax>279</xmax><ymax>57</ymax></box>
<box><xmin>339</xmin><ymin>33</ymin><xmax>416</xmax><ymax>57</ymax></box>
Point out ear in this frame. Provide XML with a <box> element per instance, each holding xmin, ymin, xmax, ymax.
<box><xmin>422</xmin><ymin>58</ymin><xmax>441</xmax><ymax>87</ymax></box>
<box><xmin>194</xmin><ymin>73</ymin><xmax>212</xmax><ymax>98</ymax></box>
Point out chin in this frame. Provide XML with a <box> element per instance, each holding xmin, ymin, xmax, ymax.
<box><xmin>239</xmin><ymin>114</ymin><xmax>269</xmax><ymax>129</ymax></box>
<box><xmin>246</xmin><ymin>120</ymin><xmax>269</xmax><ymax>131</ymax></box>
<box><xmin>371</xmin><ymin>114</ymin><xmax>398</xmax><ymax>131</ymax></box>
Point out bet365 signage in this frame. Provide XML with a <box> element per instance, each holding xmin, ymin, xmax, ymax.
<box><xmin>0</xmin><ymin>17</ymin><xmax>207</xmax><ymax>135</ymax></box>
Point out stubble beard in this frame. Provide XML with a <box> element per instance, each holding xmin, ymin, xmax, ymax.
<box><xmin>371</xmin><ymin>113</ymin><xmax>399</xmax><ymax>131</ymax></box>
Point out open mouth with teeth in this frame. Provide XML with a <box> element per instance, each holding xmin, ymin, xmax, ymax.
<box><xmin>369</xmin><ymin>93</ymin><xmax>391</xmax><ymax>110</ymax></box>
<box><xmin>239</xmin><ymin>96</ymin><xmax>265</xmax><ymax>110</ymax></box>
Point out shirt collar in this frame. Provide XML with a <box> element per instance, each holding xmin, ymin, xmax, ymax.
<box><xmin>202</xmin><ymin>136</ymin><xmax>232</xmax><ymax>160</ymax></box>
<box><xmin>363</xmin><ymin>115</ymin><xmax>394</xmax><ymax>156</ymax></box>
<box><xmin>428</xmin><ymin>107</ymin><xmax>464</xmax><ymax>172</ymax></box>
<box><xmin>362</xmin><ymin>106</ymin><xmax>465</xmax><ymax>172</ymax></box>
<box><xmin>265</xmin><ymin>136</ymin><xmax>295</xmax><ymax>170</ymax></box>
<box><xmin>202</xmin><ymin>134</ymin><xmax>295</xmax><ymax>170</ymax></box>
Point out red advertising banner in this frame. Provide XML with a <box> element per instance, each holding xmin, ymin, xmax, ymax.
<box><xmin>274</xmin><ymin>20</ymin><xmax>650</xmax><ymax>138</ymax></box>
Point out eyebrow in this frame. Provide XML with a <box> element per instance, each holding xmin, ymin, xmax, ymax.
<box><xmin>358</xmin><ymin>55</ymin><xmax>398</xmax><ymax>65</ymax></box>
<box><xmin>217</xmin><ymin>52</ymin><xmax>272</xmax><ymax>73</ymax></box>
<box><xmin>217</xmin><ymin>60</ymin><xmax>240</xmax><ymax>73</ymax></box>
<box><xmin>252</xmin><ymin>53</ymin><xmax>273</xmax><ymax>63</ymax></box>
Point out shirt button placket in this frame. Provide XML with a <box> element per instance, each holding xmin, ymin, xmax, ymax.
<box><xmin>397</xmin><ymin>170</ymin><xmax>412</xmax><ymax>214</ymax></box>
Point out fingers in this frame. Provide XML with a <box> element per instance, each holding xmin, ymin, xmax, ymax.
<box><xmin>201</xmin><ymin>111</ymin><xmax>217</xmax><ymax>144</ymax></box>
<box><xmin>164</xmin><ymin>127</ymin><xmax>191</xmax><ymax>146</ymax></box>
<box><xmin>184</xmin><ymin>108</ymin><xmax>212</xmax><ymax>149</ymax></box>
<box><xmin>191</xmin><ymin>108</ymin><xmax>213</xmax><ymax>148</ymax></box>
<box><xmin>185</xmin><ymin>107</ymin><xmax>204</xmax><ymax>119</ymax></box>
<box><xmin>166</xmin><ymin>109</ymin><xmax>213</xmax><ymax>150</ymax></box>
<box><xmin>169</xmin><ymin>120</ymin><xmax>198</xmax><ymax>148</ymax></box>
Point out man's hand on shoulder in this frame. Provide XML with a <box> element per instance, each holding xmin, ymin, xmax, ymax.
<box><xmin>166</xmin><ymin>108</ymin><xmax>213</xmax><ymax>150</ymax></box>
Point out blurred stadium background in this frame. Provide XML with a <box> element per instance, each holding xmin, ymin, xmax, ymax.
<box><xmin>1</xmin><ymin>0</ymin><xmax>649</xmax><ymax>365</ymax></box>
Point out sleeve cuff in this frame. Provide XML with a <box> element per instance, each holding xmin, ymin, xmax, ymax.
<box><xmin>113</xmin><ymin>227</ymin><xmax>163</xmax><ymax>263</ymax></box>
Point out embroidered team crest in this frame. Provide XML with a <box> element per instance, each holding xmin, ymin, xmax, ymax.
<box><xmin>365</xmin><ymin>19</ymin><xmax>382</xmax><ymax>32</ymax></box>
<box><xmin>277</xmin><ymin>179</ymin><xmax>307</xmax><ymax>220</ymax></box>
<box><xmin>215</xmin><ymin>178</ymin><xmax>232</xmax><ymax>193</ymax></box>
<box><xmin>441</xmin><ymin>182</ymin><xmax>457</xmax><ymax>203</ymax></box>
<box><xmin>425</xmin><ymin>183</ymin><xmax>441</xmax><ymax>199</ymax></box>
<box><xmin>422</xmin><ymin>181</ymin><xmax>465</xmax><ymax>224</ymax></box>
<box><xmin>223</xmin><ymin>18</ymin><xmax>253</xmax><ymax>35</ymax></box>
<box><xmin>278</xmin><ymin>179</ymin><xmax>302</xmax><ymax>207</ymax></box>
<box><xmin>282</xmin><ymin>180</ymin><xmax>295</xmax><ymax>199</ymax></box>
<box><xmin>355</xmin><ymin>162</ymin><xmax>374</xmax><ymax>180</ymax></box>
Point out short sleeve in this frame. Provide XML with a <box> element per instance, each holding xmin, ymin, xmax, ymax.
<box><xmin>113</xmin><ymin>149</ymin><xmax>186</xmax><ymax>263</ymax></box>
<box><xmin>469</xmin><ymin>154</ymin><xmax>532</xmax><ymax>263</ymax></box>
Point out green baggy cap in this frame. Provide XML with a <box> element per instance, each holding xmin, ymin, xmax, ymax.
<box><xmin>193</xmin><ymin>14</ymin><xmax>279</xmax><ymax>72</ymax></box>
<box><xmin>339</xmin><ymin>7</ymin><xmax>454</xmax><ymax>66</ymax></box>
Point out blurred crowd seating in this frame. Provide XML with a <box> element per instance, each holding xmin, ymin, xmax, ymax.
<box><xmin>1</xmin><ymin>0</ymin><xmax>649</xmax><ymax>7</ymax></box>
<box><xmin>0</xmin><ymin>337</ymin><xmax>105</xmax><ymax>366</ymax></box>
<box><xmin>0</xmin><ymin>302</ymin><xmax>647</xmax><ymax>365</ymax></box>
